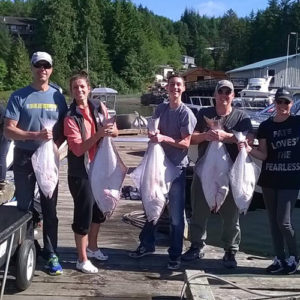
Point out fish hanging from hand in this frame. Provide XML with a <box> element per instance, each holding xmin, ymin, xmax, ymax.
<box><xmin>130</xmin><ymin>118</ymin><xmax>180</xmax><ymax>224</ymax></box>
<box><xmin>195</xmin><ymin>116</ymin><xmax>232</xmax><ymax>212</ymax></box>
<box><xmin>89</xmin><ymin>102</ymin><xmax>128</xmax><ymax>217</ymax></box>
<box><xmin>31</xmin><ymin>119</ymin><xmax>59</xmax><ymax>199</ymax></box>
<box><xmin>229</xmin><ymin>131</ymin><xmax>261</xmax><ymax>214</ymax></box>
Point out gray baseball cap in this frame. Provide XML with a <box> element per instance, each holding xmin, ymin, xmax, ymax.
<box><xmin>215</xmin><ymin>80</ymin><xmax>234</xmax><ymax>92</ymax></box>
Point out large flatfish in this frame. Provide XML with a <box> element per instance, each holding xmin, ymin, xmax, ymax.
<box><xmin>89</xmin><ymin>107</ymin><xmax>128</xmax><ymax>217</ymax></box>
<box><xmin>31</xmin><ymin>119</ymin><xmax>59</xmax><ymax>199</ymax></box>
<box><xmin>229</xmin><ymin>131</ymin><xmax>261</xmax><ymax>214</ymax></box>
<box><xmin>130</xmin><ymin>118</ymin><xmax>180</xmax><ymax>224</ymax></box>
<box><xmin>195</xmin><ymin>117</ymin><xmax>232</xmax><ymax>212</ymax></box>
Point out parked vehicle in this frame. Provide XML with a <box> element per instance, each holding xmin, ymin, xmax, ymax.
<box><xmin>0</xmin><ymin>202</ymin><xmax>36</xmax><ymax>297</ymax></box>
<box><xmin>248</xmin><ymin>92</ymin><xmax>300</xmax><ymax>134</ymax></box>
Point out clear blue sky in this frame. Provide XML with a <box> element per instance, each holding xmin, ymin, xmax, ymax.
<box><xmin>131</xmin><ymin>0</ymin><xmax>270</xmax><ymax>20</ymax></box>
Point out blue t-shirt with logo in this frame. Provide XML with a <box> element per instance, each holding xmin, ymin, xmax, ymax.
<box><xmin>5</xmin><ymin>85</ymin><xmax>68</xmax><ymax>151</ymax></box>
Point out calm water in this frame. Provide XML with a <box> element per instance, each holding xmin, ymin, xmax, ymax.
<box><xmin>116</xmin><ymin>95</ymin><xmax>153</xmax><ymax>116</ymax></box>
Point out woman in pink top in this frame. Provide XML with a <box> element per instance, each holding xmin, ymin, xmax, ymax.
<box><xmin>64</xmin><ymin>71</ymin><xmax>118</xmax><ymax>273</ymax></box>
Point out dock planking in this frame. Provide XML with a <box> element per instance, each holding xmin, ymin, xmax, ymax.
<box><xmin>3</xmin><ymin>138</ymin><xmax>300</xmax><ymax>299</ymax></box>
<box><xmin>1</xmin><ymin>139</ymin><xmax>184</xmax><ymax>300</ymax></box>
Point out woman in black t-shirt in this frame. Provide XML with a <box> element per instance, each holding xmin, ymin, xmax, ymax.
<box><xmin>240</xmin><ymin>88</ymin><xmax>300</xmax><ymax>275</ymax></box>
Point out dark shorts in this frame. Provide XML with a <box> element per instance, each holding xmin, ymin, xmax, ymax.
<box><xmin>68</xmin><ymin>176</ymin><xmax>105</xmax><ymax>235</ymax></box>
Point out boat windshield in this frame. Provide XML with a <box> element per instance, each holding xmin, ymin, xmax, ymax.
<box><xmin>91</xmin><ymin>94</ymin><xmax>116</xmax><ymax>113</ymax></box>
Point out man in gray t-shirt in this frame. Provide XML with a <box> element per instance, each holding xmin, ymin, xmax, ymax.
<box><xmin>129</xmin><ymin>74</ymin><xmax>196</xmax><ymax>270</ymax></box>
<box><xmin>182</xmin><ymin>80</ymin><xmax>252</xmax><ymax>269</ymax></box>
<box><xmin>4</xmin><ymin>52</ymin><xmax>67</xmax><ymax>276</ymax></box>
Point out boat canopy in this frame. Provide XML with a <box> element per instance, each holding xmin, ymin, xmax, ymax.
<box><xmin>90</xmin><ymin>87</ymin><xmax>118</xmax><ymax>116</ymax></box>
<box><xmin>91</xmin><ymin>87</ymin><xmax>118</xmax><ymax>95</ymax></box>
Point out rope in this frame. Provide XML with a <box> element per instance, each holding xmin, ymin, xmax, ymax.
<box><xmin>122</xmin><ymin>210</ymin><xmax>146</xmax><ymax>229</ymax></box>
<box><xmin>123</xmin><ymin>211</ymin><xmax>300</xmax><ymax>299</ymax></box>
<box><xmin>180</xmin><ymin>272</ymin><xmax>300</xmax><ymax>299</ymax></box>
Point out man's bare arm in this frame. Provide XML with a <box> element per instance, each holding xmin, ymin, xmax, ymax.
<box><xmin>4</xmin><ymin>118</ymin><xmax>52</xmax><ymax>141</ymax></box>
<box><xmin>150</xmin><ymin>133</ymin><xmax>192</xmax><ymax>149</ymax></box>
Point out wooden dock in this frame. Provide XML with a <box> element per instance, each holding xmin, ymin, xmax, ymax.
<box><xmin>2</xmin><ymin>137</ymin><xmax>300</xmax><ymax>299</ymax></box>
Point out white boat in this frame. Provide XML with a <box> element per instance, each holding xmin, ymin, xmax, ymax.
<box><xmin>239</xmin><ymin>76</ymin><xmax>277</xmax><ymax>98</ymax></box>
<box><xmin>234</xmin><ymin>77</ymin><xmax>277</xmax><ymax>109</ymax></box>
<box><xmin>90</xmin><ymin>87</ymin><xmax>117</xmax><ymax>116</ymax></box>
<box><xmin>183</xmin><ymin>96</ymin><xmax>214</xmax><ymax>115</ymax></box>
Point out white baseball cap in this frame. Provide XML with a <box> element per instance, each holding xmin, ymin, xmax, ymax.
<box><xmin>31</xmin><ymin>51</ymin><xmax>53</xmax><ymax>66</ymax></box>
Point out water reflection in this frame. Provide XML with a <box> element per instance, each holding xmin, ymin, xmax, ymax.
<box><xmin>116</xmin><ymin>96</ymin><xmax>154</xmax><ymax>116</ymax></box>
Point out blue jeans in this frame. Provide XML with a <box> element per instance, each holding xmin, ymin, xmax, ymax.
<box><xmin>13</xmin><ymin>147</ymin><xmax>59</xmax><ymax>258</ymax></box>
<box><xmin>0</xmin><ymin>134</ymin><xmax>10</xmax><ymax>181</ymax></box>
<box><xmin>139</xmin><ymin>168</ymin><xmax>186</xmax><ymax>260</ymax></box>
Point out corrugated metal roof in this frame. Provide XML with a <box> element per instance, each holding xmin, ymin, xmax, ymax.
<box><xmin>227</xmin><ymin>54</ymin><xmax>299</xmax><ymax>73</ymax></box>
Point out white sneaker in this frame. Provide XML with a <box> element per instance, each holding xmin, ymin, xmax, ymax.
<box><xmin>76</xmin><ymin>260</ymin><xmax>98</xmax><ymax>274</ymax></box>
<box><xmin>87</xmin><ymin>248</ymin><xmax>108</xmax><ymax>261</ymax></box>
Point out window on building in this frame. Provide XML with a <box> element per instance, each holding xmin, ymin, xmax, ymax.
<box><xmin>268</xmin><ymin>69</ymin><xmax>275</xmax><ymax>84</ymax></box>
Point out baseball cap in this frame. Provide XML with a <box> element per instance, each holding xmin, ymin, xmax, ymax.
<box><xmin>275</xmin><ymin>87</ymin><xmax>293</xmax><ymax>102</ymax></box>
<box><xmin>215</xmin><ymin>80</ymin><xmax>234</xmax><ymax>92</ymax></box>
<box><xmin>31</xmin><ymin>52</ymin><xmax>53</xmax><ymax>66</ymax></box>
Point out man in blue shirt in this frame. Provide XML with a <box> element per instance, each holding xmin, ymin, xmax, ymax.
<box><xmin>129</xmin><ymin>74</ymin><xmax>197</xmax><ymax>270</ymax></box>
<box><xmin>4</xmin><ymin>52</ymin><xmax>68</xmax><ymax>275</ymax></box>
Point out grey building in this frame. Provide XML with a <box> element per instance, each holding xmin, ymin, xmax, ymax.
<box><xmin>0</xmin><ymin>16</ymin><xmax>36</xmax><ymax>36</ymax></box>
<box><xmin>226</xmin><ymin>54</ymin><xmax>300</xmax><ymax>89</ymax></box>
<box><xmin>181</xmin><ymin>55</ymin><xmax>196</xmax><ymax>69</ymax></box>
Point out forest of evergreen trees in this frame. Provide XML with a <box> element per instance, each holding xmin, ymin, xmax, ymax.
<box><xmin>0</xmin><ymin>0</ymin><xmax>300</xmax><ymax>93</ymax></box>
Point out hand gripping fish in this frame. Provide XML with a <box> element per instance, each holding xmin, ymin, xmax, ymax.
<box><xmin>130</xmin><ymin>118</ymin><xmax>180</xmax><ymax>224</ymax></box>
<box><xmin>195</xmin><ymin>117</ymin><xmax>232</xmax><ymax>212</ymax></box>
<box><xmin>229</xmin><ymin>131</ymin><xmax>261</xmax><ymax>214</ymax></box>
<box><xmin>31</xmin><ymin>119</ymin><xmax>59</xmax><ymax>199</ymax></box>
<box><xmin>89</xmin><ymin>103</ymin><xmax>128</xmax><ymax>217</ymax></box>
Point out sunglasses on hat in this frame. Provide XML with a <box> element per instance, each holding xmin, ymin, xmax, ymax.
<box><xmin>275</xmin><ymin>99</ymin><xmax>291</xmax><ymax>105</ymax></box>
<box><xmin>33</xmin><ymin>62</ymin><xmax>52</xmax><ymax>69</ymax></box>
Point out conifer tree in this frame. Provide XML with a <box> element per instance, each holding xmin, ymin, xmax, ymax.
<box><xmin>33</xmin><ymin>0</ymin><xmax>77</xmax><ymax>90</ymax></box>
<box><xmin>72</xmin><ymin>0</ymin><xmax>112</xmax><ymax>88</ymax></box>
<box><xmin>8</xmin><ymin>35</ymin><xmax>31</xmax><ymax>90</ymax></box>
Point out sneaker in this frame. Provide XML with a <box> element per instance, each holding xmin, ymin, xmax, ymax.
<box><xmin>285</xmin><ymin>256</ymin><xmax>299</xmax><ymax>275</ymax></box>
<box><xmin>45</xmin><ymin>254</ymin><xmax>63</xmax><ymax>276</ymax></box>
<box><xmin>266</xmin><ymin>256</ymin><xmax>285</xmax><ymax>274</ymax></box>
<box><xmin>87</xmin><ymin>248</ymin><xmax>108</xmax><ymax>261</ymax></box>
<box><xmin>167</xmin><ymin>258</ymin><xmax>181</xmax><ymax>270</ymax></box>
<box><xmin>182</xmin><ymin>246</ymin><xmax>205</xmax><ymax>261</ymax></box>
<box><xmin>128</xmin><ymin>246</ymin><xmax>155</xmax><ymax>258</ymax></box>
<box><xmin>222</xmin><ymin>250</ymin><xmax>237</xmax><ymax>269</ymax></box>
<box><xmin>76</xmin><ymin>260</ymin><xmax>98</xmax><ymax>274</ymax></box>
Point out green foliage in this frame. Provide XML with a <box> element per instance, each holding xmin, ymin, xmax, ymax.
<box><xmin>0</xmin><ymin>57</ymin><xmax>7</xmax><ymax>90</ymax></box>
<box><xmin>7</xmin><ymin>35</ymin><xmax>31</xmax><ymax>90</ymax></box>
<box><xmin>1</xmin><ymin>0</ymin><xmax>300</xmax><ymax>92</ymax></box>
<box><xmin>72</xmin><ymin>0</ymin><xmax>112</xmax><ymax>88</ymax></box>
<box><xmin>0</xmin><ymin>24</ymin><xmax>11</xmax><ymax>60</ymax></box>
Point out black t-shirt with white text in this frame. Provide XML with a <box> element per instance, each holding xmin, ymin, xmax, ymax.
<box><xmin>257</xmin><ymin>115</ymin><xmax>300</xmax><ymax>189</ymax></box>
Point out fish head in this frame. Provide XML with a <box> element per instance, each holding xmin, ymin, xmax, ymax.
<box><xmin>204</xmin><ymin>116</ymin><xmax>222</xmax><ymax>130</ymax></box>
<box><xmin>147</xmin><ymin>117</ymin><xmax>160</xmax><ymax>133</ymax></box>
